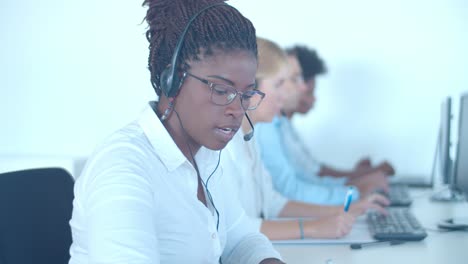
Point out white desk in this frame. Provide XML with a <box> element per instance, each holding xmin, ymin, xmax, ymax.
<box><xmin>274</xmin><ymin>189</ymin><xmax>468</xmax><ymax>264</ymax></box>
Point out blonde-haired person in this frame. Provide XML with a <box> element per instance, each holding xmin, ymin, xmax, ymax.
<box><xmin>221</xmin><ymin>37</ymin><xmax>389</xmax><ymax>240</ymax></box>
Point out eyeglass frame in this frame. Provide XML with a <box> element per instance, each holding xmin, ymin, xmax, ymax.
<box><xmin>183</xmin><ymin>72</ymin><xmax>265</xmax><ymax>111</ymax></box>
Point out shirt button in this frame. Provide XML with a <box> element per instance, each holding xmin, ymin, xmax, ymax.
<box><xmin>211</xmin><ymin>233</ymin><xmax>217</xmax><ymax>239</ymax></box>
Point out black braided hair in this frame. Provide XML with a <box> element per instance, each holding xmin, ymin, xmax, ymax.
<box><xmin>142</xmin><ymin>0</ymin><xmax>257</xmax><ymax>96</ymax></box>
<box><xmin>286</xmin><ymin>46</ymin><xmax>327</xmax><ymax>82</ymax></box>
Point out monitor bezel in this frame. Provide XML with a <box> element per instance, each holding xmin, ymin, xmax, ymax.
<box><xmin>453</xmin><ymin>93</ymin><xmax>468</xmax><ymax>197</ymax></box>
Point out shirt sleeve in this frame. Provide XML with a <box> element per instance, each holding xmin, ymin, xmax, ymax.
<box><xmin>279</xmin><ymin>117</ymin><xmax>322</xmax><ymax>182</ymax></box>
<box><xmin>80</xmin><ymin>147</ymin><xmax>160</xmax><ymax>264</ymax></box>
<box><xmin>279</xmin><ymin>117</ymin><xmax>357</xmax><ymax>188</ymax></box>
<box><xmin>255</xmin><ymin>147</ymin><xmax>288</xmax><ymax>219</ymax></box>
<box><xmin>315</xmin><ymin>176</ymin><xmax>348</xmax><ymax>185</ymax></box>
<box><xmin>221</xmin><ymin>211</ymin><xmax>282</xmax><ymax>264</ymax></box>
<box><xmin>260</xmin><ymin>169</ymin><xmax>289</xmax><ymax>220</ymax></box>
<box><xmin>219</xmin><ymin>172</ymin><xmax>282</xmax><ymax>264</ymax></box>
<box><xmin>255</xmin><ymin>120</ymin><xmax>359</xmax><ymax>205</ymax></box>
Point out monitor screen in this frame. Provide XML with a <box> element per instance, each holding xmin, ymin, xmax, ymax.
<box><xmin>454</xmin><ymin>93</ymin><xmax>468</xmax><ymax>197</ymax></box>
<box><xmin>440</xmin><ymin>97</ymin><xmax>453</xmax><ymax>185</ymax></box>
<box><xmin>436</xmin><ymin>94</ymin><xmax>468</xmax><ymax>230</ymax></box>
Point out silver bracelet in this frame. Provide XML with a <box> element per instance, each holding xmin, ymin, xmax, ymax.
<box><xmin>298</xmin><ymin>218</ymin><xmax>305</xmax><ymax>240</ymax></box>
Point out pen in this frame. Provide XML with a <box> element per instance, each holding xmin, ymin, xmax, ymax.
<box><xmin>343</xmin><ymin>187</ymin><xmax>353</xmax><ymax>212</ymax></box>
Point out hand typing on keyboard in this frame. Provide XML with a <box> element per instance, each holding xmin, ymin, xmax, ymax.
<box><xmin>375</xmin><ymin>185</ymin><xmax>413</xmax><ymax>207</ymax></box>
<box><xmin>375</xmin><ymin>161</ymin><xmax>395</xmax><ymax>176</ymax></box>
<box><xmin>350</xmin><ymin>159</ymin><xmax>395</xmax><ymax>179</ymax></box>
<box><xmin>348</xmin><ymin>193</ymin><xmax>390</xmax><ymax>216</ymax></box>
<box><xmin>347</xmin><ymin>171</ymin><xmax>390</xmax><ymax>197</ymax></box>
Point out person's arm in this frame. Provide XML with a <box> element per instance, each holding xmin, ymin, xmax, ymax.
<box><xmin>260</xmin><ymin>214</ymin><xmax>355</xmax><ymax>241</ymax></box>
<box><xmin>346</xmin><ymin>171</ymin><xmax>390</xmax><ymax>196</ymax></box>
<box><xmin>319</xmin><ymin>161</ymin><xmax>395</xmax><ymax>179</ymax></box>
<box><xmin>278</xmin><ymin>192</ymin><xmax>389</xmax><ymax>219</ymax></box>
<box><xmin>220</xmin><ymin>173</ymin><xmax>283</xmax><ymax>264</ymax></box>
<box><xmin>255</xmin><ymin>122</ymin><xmax>358</xmax><ymax>205</ymax></box>
<box><xmin>354</xmin><ymin>161</ymin><xmax>395</xmax><ymax>177</ymax></box>
<box><xmin>276</xmin><ymin>117</ymin><xmax>325</xmax><ymax>183</ymax></box>
<box><xmin>278</xmin><ymin>200</ymin><xmax>340</xmax><ymax>218</ymax></box>
<box><xmin>319</xmin><ymin>165</ymin><xmax>356</xmax><ymax>178</ymax></box>
<box><xmin>81</xmin><ymin>153</ymin><xmax>160</xmax><ymax>263</ymax></box>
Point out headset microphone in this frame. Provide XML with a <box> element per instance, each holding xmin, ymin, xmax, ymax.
<box><xmin>243</xmin><ymin>113</ymin><xmax>254</xmax><ymax>141</ymax></box>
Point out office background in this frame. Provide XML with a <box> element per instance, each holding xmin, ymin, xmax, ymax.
<box><xmin>1</xmin><ymin>0</ymin><xmax>468</xmax><ymax>177</ymax></box>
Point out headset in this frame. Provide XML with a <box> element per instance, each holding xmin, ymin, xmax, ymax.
<box><xmin>159</xmin><ymin>2</ymin><xmax>227</xmax><ymax>98</ymax></box>
<box><xmin>159</xmin><ymin>2</ymin><xmax>255</xmax><ymax>141</ymax></box>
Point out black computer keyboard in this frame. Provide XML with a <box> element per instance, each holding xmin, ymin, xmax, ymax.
<box><xmin>382</xmin><ymin>184</ymin><xmax>413</xmax><ymax>206</ymax></box>
<box><xmin>367</xmin><ymin>208</ymin><xmax>428</xmax><ymax>241</ymax></box>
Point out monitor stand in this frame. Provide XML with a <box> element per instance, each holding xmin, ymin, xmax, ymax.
<box><xmin>431</xmin><ymin>187</ymin><xmax>465</xmax><ymax>202</ymax></box>
<box><xmin>437</xmin><ymin>218</ymin><xmax>468</xmax><ymax>230</ymax></box>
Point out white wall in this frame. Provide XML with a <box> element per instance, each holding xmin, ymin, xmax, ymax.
<box><xmin>1</xmin><ymin>0</ymin><xmax>153</xmax><ymax>172</ymax></box>
<box><xmin>1</xmin><ymin>0</ymin><xmax>467</xmax><ymax>177</ymax></box>
<box><xmin>231</xmin><ymin>0</ymin><xmax>468</xmax><ymax>176</ymax></box>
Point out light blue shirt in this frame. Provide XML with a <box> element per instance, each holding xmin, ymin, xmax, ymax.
<box><xmin>255</xmin><ymin>116</ymin><xmax>359</xmax><ymax>205</ymax></box>
<box><xmin>279</xmin><ymin>116</ymin><xmax>348</xmax><ymax>186</ymax></box>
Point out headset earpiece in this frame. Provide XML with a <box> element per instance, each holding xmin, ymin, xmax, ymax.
<box><xmin>160</xmin><ymin>66</ymin><xmax>187</xmax><ymax>98</ymax></box>
<box><xmin>160</xmin><ymin>66</ymin><xmax>176</xmax><ymax>97</ymax></box>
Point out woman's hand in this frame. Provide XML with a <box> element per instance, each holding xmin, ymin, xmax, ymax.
<box><xmin>348</xmin><ymin>193</ymin><xmax>390</xmax><ymax>216</ymax></box>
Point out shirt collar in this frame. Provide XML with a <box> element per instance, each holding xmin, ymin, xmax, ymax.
<box><xmin>138</xmin><ymin>101</ymin><xmax>219</xmax><ymax>174</ymax></box>
<box><xmin>138</xmin><ymin>102</ymin><xmax>187</xmax><ymax>172</ymax></box>
<box><xmin>272</xmin><ymin>115</ymin><xmax>283</xmax><ymax>127</ymax></box>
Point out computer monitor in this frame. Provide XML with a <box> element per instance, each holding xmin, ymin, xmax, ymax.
<box><xmin>438</xmin><ymin>93</ymin><xmax>468</xmax><ymax>230</ymax></box>
<box><xmin>390</xmin><ymin>98</ymin><xmax>450</xmax><ymax>188</ymax></box>
<box><xmin>439</xmin><ymin>97</ymin><xmax>453</xmax><ymax>185</ymax></box>
<box><xmin>431</xmin><ymin>97</ymin><xmax>463</xmax><ymax>201</ymax></box>
<box><xmin>454</xmin><ymin>93</ymin><xmax>468</xmax><ymax>197</ymax></box>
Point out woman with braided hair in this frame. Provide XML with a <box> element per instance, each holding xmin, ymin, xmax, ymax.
<box><xmin>69</xmin><ymin>0</ymin><xmax>284</xmax><ymax>263</ymax></box>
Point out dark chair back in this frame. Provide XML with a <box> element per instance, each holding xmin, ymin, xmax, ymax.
<box><xmin>0</xmin><ymin>168</ymin><xmax>74</xmax><ymax>264</ymax></box>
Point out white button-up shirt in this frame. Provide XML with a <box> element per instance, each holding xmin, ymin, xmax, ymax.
<box><xmin>69</xmin><ymin>103</ymin><xmax>281</xmax><ymax>264</ymax></box>
<box><xmin>222</xmin><ymin>129</ymin><xmax>288</xmax><ymax>230</ymax></box>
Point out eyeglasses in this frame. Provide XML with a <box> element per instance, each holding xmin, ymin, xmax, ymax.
<box><xmin>184</xmin><ymin>72</ymin><xmax>265</xmax><ymax>111</ymax></box>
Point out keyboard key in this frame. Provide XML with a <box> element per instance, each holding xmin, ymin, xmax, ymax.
<box><xmin>379</xmin><ymin>184</ymin><xmax>413</xmax><ymax>206</ymax></box>
<box><xmin>367</xmin><ymin>208</ymin><xmax>427</xmax><ymax>241</ymax></box>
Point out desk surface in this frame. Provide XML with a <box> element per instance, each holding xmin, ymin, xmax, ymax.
<box><xmin>274</xmin><ymin>189</ymin><xmax>468</xmax><ymax>264</ymax></box>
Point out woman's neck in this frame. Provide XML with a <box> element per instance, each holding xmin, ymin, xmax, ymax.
<box><xmin>282</xmin><ymin>109</ymin><xmax>294</xmax><ymax>119</ymax></box>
